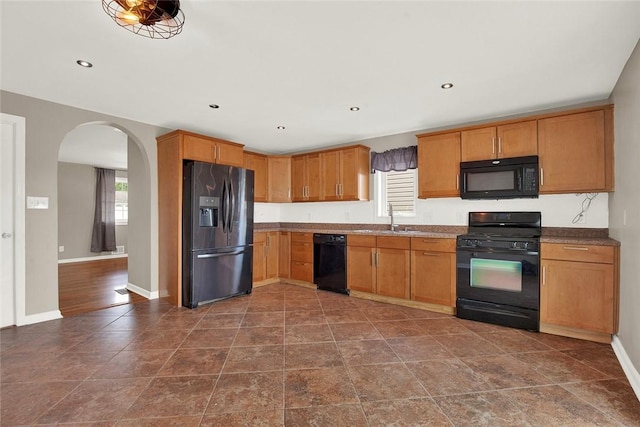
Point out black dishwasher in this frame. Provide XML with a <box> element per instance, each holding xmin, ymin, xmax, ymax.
<box><xmin>313</xmin><ymin>233</ymin><xmax>348</xmax><ymax>295</ymax></box>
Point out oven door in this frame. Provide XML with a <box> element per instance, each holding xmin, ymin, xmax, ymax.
<box><xmin>456</xmin><ymin>247</ymin><xmax>539</xmax><ymax>310</ymax></box>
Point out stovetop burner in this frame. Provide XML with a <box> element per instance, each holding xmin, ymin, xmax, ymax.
<box><xmin>457</xmin><ymin>211</ymin><xmax>542</xmax><ymax>250</ymax></box>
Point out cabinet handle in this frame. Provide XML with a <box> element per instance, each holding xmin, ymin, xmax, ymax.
<box><xmin>540</xmin><ymin>168</ymin><xmax>544</xmax><ymax>186</ymax></box>
<box><xmin>340</xmin><ymin>183</ymin><xmax>343</xmax><ymax>196</ymax></box>
<box><xmin>498</xmin><ymin>136</ymin><xmax>502</xmax><ymax>154</ymax></box>
<box><xmin>422</xmin><ymin>252</ymin><xmax>439</xmax><ymax>256</ymax></box>
<box><xmin>336</xmin><ymin>184</ymin><xmax>339</xmax><ymax>196</ymax></box>
<box><xmin>563</xmin><ymin>246</ymin><xmax>589</xmax><ymax>251</ymax></box>
<box><xmin>288</xmin><ymin>187</ymin><xmax>291</xmax><ymax>199</ymax></box>
<box><xmin>492</xmin><ymin>137</ymin><xmax>496</xmax><ymax>155</ymax></box>
<box><xmin>542</xmin><ymin>265</ymin><xmax>546</xmax><ymax>285</ymax></box>
<box><xmin>375</xmin><ymin>251</ymin><xmax>379</xmax><ymax>267</ymax></box>
<box><xmin>456</xmin><ymin>174</ymin><xmax>459</xmax><ymax>190</ymax></box>
<box><xmin>371</xmin><ymin>252</ymin><xmax>375</xmax><ymax>266</ymax></box>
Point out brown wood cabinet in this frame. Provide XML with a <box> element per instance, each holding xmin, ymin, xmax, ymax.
<box><xmin>417</xmin><ymin>132</ymin><xmax>461</xmax><ymax>198</ymax></box>
<box><xmin>410</xmin><ymin>238</ymin><xmax>456</xmax><ymax>307</ymax></box>
<box><xmin>538</xmin><ymin>108</ymin><xmax>614</xmax><ymax>193</ymax></box>
<box><xmin>253</xmin><ymin>231</ymin><xmax>279</xmax><ymax>283</ymax></box>
<box><xmin>290</xmin><ymin>232</ymin><xmax>313</xmax><ymax>282</ymax></box>
<box><xmin>375</xmin><ymin>236</ymin><xmax>411</xmax><ymax>299</ymax></box>
<box><xmin>347</xmin><ymin>235</ymin><xmax>377</xmax><ymax>293</ymax></box>
<box><xmin>320</xmin><ymin>146</ymin><xmax>370</xmax><ymax>201</ymax></box>
<box><xmin>279</xmin><ymin>231</ymin><xmax>291</xmax><ymax>279</ymax></box>
<box><xmin>243</xmin><ymin>151</ymin><xmax>268</xmax><ymax>202</ymax></box>
<box><xmin>291</xmin><ymin>154</ymin><xmax>321</xmax><ymax>202</ymax></box>
<box><xmin>461</xmin><ymin>120</ymin><xmax>537</xmax><ymax>162</ymax></box>
<box><xmin>182</xmin><ymin>132</ymin><xmax>244</xmax><ymax>167</ymax></box>
<box><xmin>268</xmin><ymin>156</ymin><xmax>292</xmax><ymax>202</ymax></box>
<box><xmin>156</xmin><ymin>130</ymin><xmax>245</xmax><ymax>306</ymax></box>
<box><xmin>540</xmin><ymin>242</ymin><xmax>619</xmax><ymax>342</ymax></box>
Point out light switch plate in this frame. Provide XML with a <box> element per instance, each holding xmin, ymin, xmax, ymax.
<box><xmin>27</xmin><ymin>196</ymin><xmax>49</xmax><ymax>209</ymax></box>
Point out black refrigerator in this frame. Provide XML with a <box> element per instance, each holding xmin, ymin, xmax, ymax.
<box><xmin>182</xmin><ymin>160</ymin><xmax>254</xmax><ymax>308</ymax></box>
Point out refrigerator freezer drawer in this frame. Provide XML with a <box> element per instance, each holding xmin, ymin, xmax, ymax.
<box><xmin>183</xmin><ymin>246</ymin><xmax>253</xmax><ymax>308</ymax></box>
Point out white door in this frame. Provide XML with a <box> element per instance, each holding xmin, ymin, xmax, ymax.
<box><xmin>1</xmin><ymin>114</ymin><xmax>25</xmax><ymax>328</ymax></box>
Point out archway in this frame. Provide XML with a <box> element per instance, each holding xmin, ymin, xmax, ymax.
<box><xmin>57</xmin><ymin>123</ymin><xmax>148</xmax><ymax>315</ymax></box>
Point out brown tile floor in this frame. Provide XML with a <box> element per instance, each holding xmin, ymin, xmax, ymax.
<box><xmin>2</xmin><ymin>282</ymin><xmax>639</xmax><ymax>426</ymax></box>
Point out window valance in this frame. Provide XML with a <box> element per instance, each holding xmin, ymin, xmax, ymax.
<box><xmin>370</xmin><ymin>145</ymin><xmax>417</xmax><ymax>173</ymax></box>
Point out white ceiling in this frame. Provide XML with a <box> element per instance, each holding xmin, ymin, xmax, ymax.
<box><xmin>1</xmin><ymin>1</ymin><xmax>640</xmax><ymax>155</ymax></box>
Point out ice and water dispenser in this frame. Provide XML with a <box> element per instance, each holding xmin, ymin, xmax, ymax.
<box><xmin>199</xmin><ymin>196</ymin><xmax>219</xmax><ymax>227</ymax></box>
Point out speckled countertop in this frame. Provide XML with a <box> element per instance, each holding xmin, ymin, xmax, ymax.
<box><xmin>254</xmin><ymin>222</ymin><xmax>620</xmax><ymax>246</ymax></box>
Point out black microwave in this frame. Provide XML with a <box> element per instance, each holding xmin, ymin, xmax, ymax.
<box><xmin>460</xmin><ymin>155</ymin><xmax>539</xmax><ymax>199</ymax></box>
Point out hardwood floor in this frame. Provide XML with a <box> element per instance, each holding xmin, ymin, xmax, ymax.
<box><xmin>58</xmin><ymin>257</ymin><xmax>145</xmax><ymax>317</ymax></box>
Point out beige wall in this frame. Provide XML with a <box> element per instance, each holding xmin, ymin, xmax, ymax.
<box><xmin>610</xmin><ymin>39</ymin><xmax>640</xmax><ymax>372</ymax></box>
<box><xmin>0</xmin><ymin>90</ymin><xmax>168</xmax><ymax>316</ymax></box>
<box><xmin>57</xmin><ymin>162</ymin><xmax>128</xmax><ymax>260</ymax></box>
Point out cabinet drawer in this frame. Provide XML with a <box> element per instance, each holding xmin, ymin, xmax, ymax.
<box><xmin>291</xmin><ymin>261</ymin><xmax>313</xmax><ymax>282</ymax></box>
<box><xmin>291</xmin><ymin>241</ymin><xmax>313</xmax><ymax>262</ymax></box>
<box><xmin>411</xmin><ymin>237</ymin><xmax>455</xmax><ymax>252</ymax></box>
<box><xmin>348</xmin><ymin>234</ymin><xmax>376</xmax><ymax>247</ymax></box>
<box><xmin>542</xmin><ymin>243</ymin><xmax>614</xmax><ymax>264</ymax></box>
<box><xmin>376</xmin><ymin>236</ymin><xmax>410</xmax><ymax>250</ymax></box>
<box><xmin>291</xmin><ymin>232</ymin><xmax>313</xmax><ymax>243</ymax></box>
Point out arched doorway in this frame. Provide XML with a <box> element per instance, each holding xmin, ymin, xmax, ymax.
<box><xmin>57</xmin><ymin>123</ymin><xmax>146</xmax><ymax>315</ymax></box>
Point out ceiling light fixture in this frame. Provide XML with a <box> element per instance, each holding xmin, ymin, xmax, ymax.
<box><xmin>350</xmin><ymin>106</ymin><xmax>360</xmax><ymax>111</ymax></box>
<box><xmin>209</xmin><ymin>104</ymin><xmax>220</xmax><ymax>109</ymax></box>
<box><xmin>441</xmin><ymin>83</ymin><xmax>454</xmax><ymax>89</ymax></box>
<box><xmin>76</xmin><ymin>60</ymin><xmax>93</xmax><ymax>68</ymax></box>
<box><xmin>276</xmin><ymin>126</ymin><xmax>286</xmax><ymax>130</ymax></box>
<box><xmin>102</xmin><ymin>0</ymin><xmax>185</xmax><ymax>39</ymax></box>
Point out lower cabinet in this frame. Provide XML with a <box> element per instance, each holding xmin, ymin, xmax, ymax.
<box><xmin>347</xmin><ymin>235</ymin><xmax>410</xmax><ymax>300</ymax></box>
<box><xmin>253</xmin><ymin>231</ymin><xmax>279</xmax><ymax>283</ymax></box>
<box><xmin>278</xmin><ymin>231</ymin><xmax>291</xmax><ymax>279</ymax></box>
<box><xmin>540</xmin><ymin>243</ymin><xmax>619</xmax><ymax>338</ymax></box>
<box><xmin>410</xmin><ymin>238</ymin><xmax>456</xmax><ymax>307</ymax></box>
<box><xmin>290</xmin><ymin>232</ymin><xmax>313</xmax><ymax>282</ymax></box>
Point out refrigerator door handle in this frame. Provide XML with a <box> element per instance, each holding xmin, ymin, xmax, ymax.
<box><xmin>228</xmin><ymin>178</ymin><xmax>235</xmax><ymax>234</ymax></box>
<box><xmin>196</xmin><ymin>248</ymin><xmax>246</xmax><ymax>259</ymax></box>
<box><xmin>221</xmin><ymin>178</ymin><xmax>228</xmax><ymax>233</ymax></box>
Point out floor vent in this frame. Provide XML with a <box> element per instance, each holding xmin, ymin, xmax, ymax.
<box><xmin>114</xmin><ymin>288</ymin><xmax>129</xmax><ymax>295</ymax></box>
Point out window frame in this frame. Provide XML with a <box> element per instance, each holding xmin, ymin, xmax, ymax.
<box><xmin>115</xmin><ymin>176</ymin><xmax>128</xmax><ymax>226</ymax></box>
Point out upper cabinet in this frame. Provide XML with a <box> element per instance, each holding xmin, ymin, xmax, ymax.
<box><xmin>267</xmin><ymin>156</ymin><xmax>292</xmax><ymax>203</ymax></box>
<box><xmin>182</xmin><ymin>132</ymin><xmax>244</xmax><ymax>167</ymax></box>
<box><xmin>461</xmin><ymin>120</ymin><xmax>537</xmax><ymax>162</ymax></box>
<box><xmin>320</xmin><ymin>145</ymin><xmax>370</xmax><ymax>201</ymax></box>
<box><xmin>417</xmin><ymin>132</ymin><xmax>461</xmax><ymax>199</ymax></box>
<box><xmin>292</xmin><ymin>153</ymin><xmax>321</xmax><ymax>202</ymax></box>
<box><xmin>243</xmin><ymin>151</ymin><xmax>268</xmax><ymax>202</ymax></box>
<box><xmin>538</xmin><ymin>108</ymin><xmax>614</xmax><ymax>193</ymax></box>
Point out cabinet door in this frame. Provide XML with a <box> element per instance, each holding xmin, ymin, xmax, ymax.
<box><xmin>306</xmin><ymin>154</ymin><xmax>321</xmax><ymax>201</ymax></box>
<box><xmin>347</xmin><ymin>245</ymin><xmax>376</xmax><ymax>293</ymax></box>
<box><xmin>339</xmin><ymin>147</ymin><xmax>368</xmax><ymax>201</ymax></box>
<box><xmin>183</xmin><ymin>135</ymin><xmax>215</xmax><ymax>162</ymax></box>
<box><xmin>497</xmin><ymin>120</ymin><xmax>537</xmax><ymax>159</ymax></box>
<box><xmin>291</xmin><ymin>261</ymin><xmax>313</xmax><ymax>283</ymax></box>
<box><xmin>321</xmin><ymin>151</ymin><xmax>341</xmax><ymax>201</ymax></box>
<box><xmin>376</xmin><ymin>248</ymin><xmax>410</xmax><ymax>299</ymax></box>
<box><xmin>541</xmin><ymin>259</ymin><xmax>615</xmax><ymax>333</ymax></box>
<box><xmin>279</xmin><ymin>232</ymin><xmax>291</xmax><ymax>278</ymax></box>
<box><xmin>216</xmin><ymin>142</ymin><xmax>244</xmax><ymax>167</ymax></box>
<box><xmin>244</xmin><ymin>153</ymin><xmax>268</xmax><ymax>202</ymax></box>
<box><xmin>253</xmin><ymin>232</ymin><xmax>267</xmax><ymax>282</ymax></box>
<box><xmin>268</xmin><ymin>156</ymin><xmax>291</xmax><ymax>202</ymax></box>
<box><xmin>417</xmin><ymin>132</ymin><xmax>461</xmax><ymax>198</ymax></box>
<box><xmin>461</xmin><ymin>127</ymin><xmax>496</xmax><ymax>162</ymax></box>
<box><xmin>291</xmin><ymin>155</ymin><xmax>306</xmax><ymax>201</ymax></box>
<box><xmin>265</xmin><ymin>231</ymin><xmax>279</xmax><ymax>279</ymax></box>
<box><xmin>538</xmin><ymin>110</ymin><xmax>607</xmax><ymax>193</ymax></box>
<box><xmin>411</xmin><ymin>251</ymin><xmax>455</xmax><ymax>306</ymax></box>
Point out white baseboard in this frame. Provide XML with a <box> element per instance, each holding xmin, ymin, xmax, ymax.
<box><xmin>126</xmin><ymin>282</ymin><xmax>158</xmax><ymax>300</ymax></box>
<box><xmin>611</xmin><ymin>335</ymin><xmax>640</xmax><ymax>400</ymax></box>
<box><xmin>18</xmin><ymin>310</ymin><xmax>63</xmax><ymax>326</ymax></box>
<box><xmin>58</xmin><ymin>254</ymin><xmax>128</xmax><ymax>264</ymax></box>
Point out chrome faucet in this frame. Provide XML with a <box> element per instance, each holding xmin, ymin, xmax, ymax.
<box><xmin>389</xmin><ymin>203</ymin><xmax>398</xmax><ymax>231</ymax></box>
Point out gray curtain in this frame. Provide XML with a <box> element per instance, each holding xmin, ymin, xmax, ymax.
<box><xmin>370</xmin><ymin>146</ymin><xmax>418</xmax><ymax>173</ymax></box>
<box><xmin>90</xmin><ymin>168</ymin><xmax>117</xmax><ymax>252</ymax></box>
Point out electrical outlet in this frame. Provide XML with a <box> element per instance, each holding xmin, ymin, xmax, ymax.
<box><xmin>345</xmin><ymin>212</ymin><xmax>350</xmax><ymax>222</ymax></box>
<box><xmin>58</xmin><ymin>246</ymin><xmax>64</xmax><ymax>253</ymax></box>
<box><xmin>423</xmin><ymin>211</ymin><xmax>433</xmax><ymax>223</ymax></box>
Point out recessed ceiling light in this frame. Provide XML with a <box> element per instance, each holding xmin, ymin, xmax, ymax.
<box><xmin>209</xmin><ymin>104</ymin><xmax>220</xmax><ymax>109</ymax></box>
<box><xmin>76</xmin><ymin>60</ymin><xmax>93</xmax><ymax>68</ymax></box>
<box><xmin>350</xmin><ymin>106</ymin><xmax>360</xmax><ymax>111</ymax></box>
<box><xmin>441</xmin><ymin>83</ymin><xmax>454</xmax><ymax>89</ymax></box>
<box><xmin>276</xmin><ymin>126</ymin><xmax>286</xmax><ymax>130</ymax></box>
